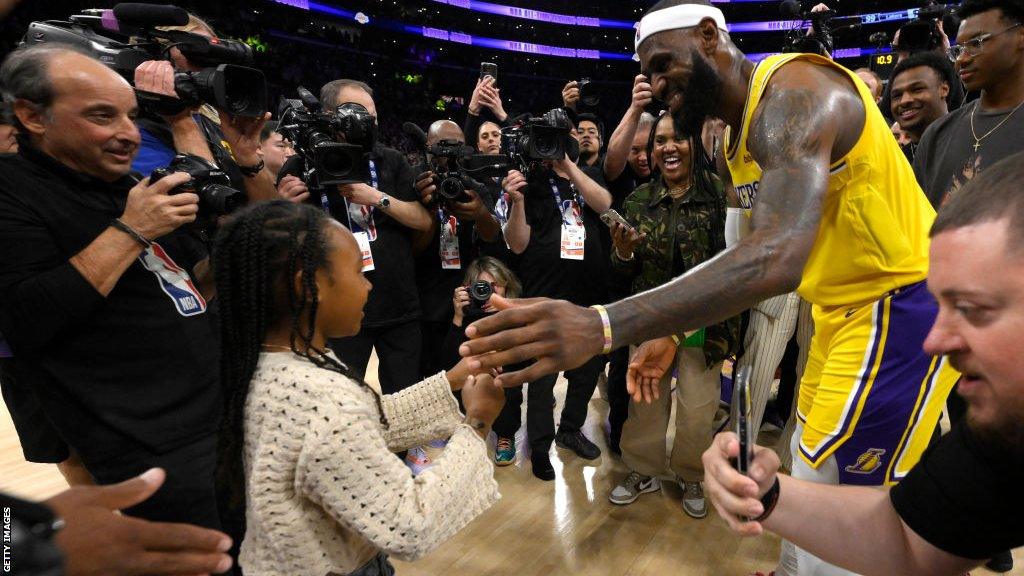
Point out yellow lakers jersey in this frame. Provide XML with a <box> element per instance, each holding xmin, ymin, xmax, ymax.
<box><xmin>724</xmin><ymin>53</ymin><xmax>935</xmax><ymax>308</ymax></box>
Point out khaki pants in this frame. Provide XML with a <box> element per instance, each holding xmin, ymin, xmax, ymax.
<box><xmin>621</xmin><ymin>346</ymin><xmax>722</xmax><ymax>483</ymax></box>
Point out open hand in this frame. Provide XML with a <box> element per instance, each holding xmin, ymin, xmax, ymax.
<box><xmin>626</xmin><ymin>336</ymin><xmax>676</xmax><ymax>403</ymax></box>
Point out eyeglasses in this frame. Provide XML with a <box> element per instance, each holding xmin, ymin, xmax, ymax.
<box><xmin>948</xmin><ymin>23</ymin><xmax>1023</xmax><ymax>60</ymax></box>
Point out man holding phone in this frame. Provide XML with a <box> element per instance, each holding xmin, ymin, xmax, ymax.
<box><xmin>703</xmin><ymin>152</ymin><xmax>1024</xmax><ymax>576</ymax></box>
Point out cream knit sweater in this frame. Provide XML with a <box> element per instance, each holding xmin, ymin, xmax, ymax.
<box><xmin>239</xmin><ymin>352</ymin><xmax>500</xmax><ymax>576</ymax></box>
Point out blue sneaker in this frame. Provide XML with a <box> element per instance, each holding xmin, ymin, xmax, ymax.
<box><xmin>495</xmin><ymin>436</ymin><xmax>515</xmax><ymax>466</ymax></box>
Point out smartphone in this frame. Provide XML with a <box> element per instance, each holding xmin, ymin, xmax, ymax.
<box><xmin>480</xmin><ymin>62</ymin><xmax>498</xmax><ymax>86</ymax></box>
<box><xmin>600</xmin><ymin>209</ymin><xmax>635</xmax><ymax>232</ymax></box>
<box><xmin>733</xmin><ymin>365</ymin><xmax>755</xmax><ymax>475</ymax></box>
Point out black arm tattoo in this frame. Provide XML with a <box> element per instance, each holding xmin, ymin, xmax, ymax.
<box><xmin>605</xmin><ymin>87</ymin><xmax>836</xmax><ymax>347</ymax></box>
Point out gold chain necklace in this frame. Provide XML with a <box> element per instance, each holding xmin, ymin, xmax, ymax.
<box><xmin>970</xmin><ymin>99</ymin><xmax>1024</xmax><ymax>152</ymax></box>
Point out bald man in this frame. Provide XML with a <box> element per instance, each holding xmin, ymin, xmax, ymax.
<box><xmin>413</xmin><ymin>120</ymin><xmax>501</xmax><ymax>377</ymax></box>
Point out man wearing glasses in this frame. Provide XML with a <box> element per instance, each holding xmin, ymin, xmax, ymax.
<box><xmin>913</xmin><ymin>0</ymin><xmax>1024</xmax><ymax>210</ymax></box>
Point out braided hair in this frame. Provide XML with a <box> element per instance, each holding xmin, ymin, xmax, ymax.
<box><xmin>212</xmin><ymin>200</ymin><xmax>386</xmax><ymax>510</ymax></box>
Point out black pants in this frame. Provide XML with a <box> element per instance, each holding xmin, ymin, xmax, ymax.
<box><xmin>527</xmin><ymin>355</ymin><xmax>604</xmax><ymax>453</ymax></box>
<box><xmin>606</xmin><ymin>348</ymin><xmax>630</xmax><ymax>453</ymax></box>
<box><xmin>0</xmin><ymin>357</ymin><xmax>69</xmax><ymax>463</ymax></box>
<box><xmin>493</xmin><ymin>385</ymin><xmax>524</xmax><ymax>439</ymax></box>
<box><xmin>330</xmin><ymin>320</ymin><xmax>423</xmax><ymax>394</ymax></box>
<box><xmin>83</xmin><ymin>433</ymin><xmax>222</xmax><ymax>531</ymax></box>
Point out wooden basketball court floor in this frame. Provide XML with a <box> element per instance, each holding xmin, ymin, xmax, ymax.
<box><xmin>2</xmin><ymin>360</ymin><xmax>1019</xmax><ymax>575</ymax></box>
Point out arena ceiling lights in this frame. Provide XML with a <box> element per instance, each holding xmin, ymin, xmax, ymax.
<box><xmin>267</xmin><ymin>0</ymin><xmax>902</xmax><ymax>62</ymax></box>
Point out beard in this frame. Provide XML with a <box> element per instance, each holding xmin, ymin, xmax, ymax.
<box><xmin>967</xmin><ymin>408</ymin><xmax>1024</xmax><ymax>458</ymax></box>
<box><xmin>674</xmin><ymin>50</ymin><xmax>722</xmax><ymax>139</ymax></box>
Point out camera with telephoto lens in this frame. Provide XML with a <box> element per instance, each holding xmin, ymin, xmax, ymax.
<box><xmin>22</xmin><ymin>3</ymin><xmax>267</xmax><ymax>117</ymax></box>
<box><xmin>276</xmin><ymin>87</ymin><xmax>373</xmax><ymax>191</ymax></box>
<box><xmin>150</xmin><ymin>153</ymin><xmax>246</xmax><ymax>229</ymax></box>
<box><xmin>577</xmin><ymin>78</ymin><xmax>601</xmax><ymax>107</ymax></box>
<box><xmin>501</xmin><ymin>108</ymin><xmax>579</xmax><ymax>174</ymax></box>
<box><xmin>893</xmin><ymin>3</ymin><xmax>961</xmax><ymax>54</ymax></box>
<box><xmin>463</xmin><ymin>280</ymin><xmax>494</xmax><ymax>324</ymax></box>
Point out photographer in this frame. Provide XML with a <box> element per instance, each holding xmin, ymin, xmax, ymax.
<box><xmin>130</xmin><ymin>14</ymin><xmax>278</xmax><ymax>203</ymax></box>
<box><xmin>442</xmin><ymin>257</ymin><xmax>523</xmax><ymax>466</ymax></box>
<box><xmin>259</xmin><ymin>121</ymin><xmax>307</xmax><ymax>203</ymax></box>
<box><xmin>0</xmin><ymin>45</ymin><xmax>222</xmax><ymax>530</ymax></box>
<box><xmin>413</xmin><ymin>120</ymin><xmax>501</xmax><ymax>377</ymax></box>
<box><xmin>464</xmin><ymin>75</ymin><xmax>507</xmax><ymax>157</ymax></box>
<box><xmin>320</xmin><ymin>78</ymin><xmax>433</xmax><ymax>394</ymax></box>
<box><xmin>494</xmin><ymin>109</ymin><xmax>612</xmax><ymax>480</ymax></box>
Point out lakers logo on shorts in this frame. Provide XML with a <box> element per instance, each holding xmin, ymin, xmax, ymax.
<box><xmin>845</xmin><ymin>448</ymin><xmax>886</xmax><ymax>475</ymax></box>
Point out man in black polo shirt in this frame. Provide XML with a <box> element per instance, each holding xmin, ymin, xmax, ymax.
<box><xmin>412</xmin><ymin>120</ymin><xmax>501</xmax><ymax>377</ymax></box>
<box><xmin>495</xmin><ymin>114</ymin><xmax>613</xmax><ymax>479</ymax></box>
<box><xmin>702</xmin><ymin>153</ymin><xmax>1024</xmax><ymax>576</ymax></box>
<box><xmin>0</xmin><ymin>45</ymin><xmax>222</xmax><ymax>529</ymax></box>
<box><xmin>319</xmin><ymin>79</ymin><xmax>433</xmax><ymax>394</ymax></box>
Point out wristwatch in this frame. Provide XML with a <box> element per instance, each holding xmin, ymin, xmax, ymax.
<box><xmin>377</xmin><ymin>192</ymin><xmax>391</xmax><ymax>210</ymax></box>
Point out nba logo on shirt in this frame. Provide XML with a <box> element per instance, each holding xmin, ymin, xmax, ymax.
<box><xmin>139</xmin><ymin>243</ymin><xmax>207</xmax><ymax>317</ymax></box>
<box><xmin>348</xmin><ymin>202</ymin><xmax>378</xmax><ymax>241</ymax></box>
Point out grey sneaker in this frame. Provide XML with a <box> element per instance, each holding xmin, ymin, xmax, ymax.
<box><xmin>681</xmin><ymin>480</ymin><xmax>707</xmax><ymax>519</ymax></box>
<box><xmin>609</xmin><ymin>471</ymin><xmax>661</xmax><ymax>505</ymax></box>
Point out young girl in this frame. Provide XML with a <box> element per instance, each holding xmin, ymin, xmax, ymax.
<box><xmin>213</xmin><ymin>201</ymin><xmax>504</xmax><ymax>576</ymax></box>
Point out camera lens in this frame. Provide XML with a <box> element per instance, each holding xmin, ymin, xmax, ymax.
<box><xmin>199</xmin><ymin>184</ymin><xmax>246</xmax><ymax>216</ymax></box>
<box><xmin>469</xmin><ymin>281</ymin><xmax>493</xmax><ymax>305</ymax></box>
<box><xmin>438</xmin><ymin>177</ymin><xmax>465</xmax><ymax>201</ymax></box>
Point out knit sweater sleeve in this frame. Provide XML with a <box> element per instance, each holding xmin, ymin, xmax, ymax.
<box><xmin>380</xmin><ymin>372</ymin><xmax>464</xmax><ymax>452</ymax></box>
<box><xmin>294</xmin><ymin>400</ymin><xmax>500</xmax><ymax>562</ymax></box>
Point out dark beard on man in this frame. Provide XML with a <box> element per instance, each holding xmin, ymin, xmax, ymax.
<box><xmin>676</xmin><ymin>49</ymin><xmax>722</xmax><ymax>139</ymax></box>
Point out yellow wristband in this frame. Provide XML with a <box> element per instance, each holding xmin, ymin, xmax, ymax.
<box><xmin>671</xmin><ymin>334</ymin><xmax>681</xmax><ymax>347</ymax></box>
<box><xmin>591</xmin><ymin>305</ymin><xmax>613</xmax><ymax>355</ymax></box>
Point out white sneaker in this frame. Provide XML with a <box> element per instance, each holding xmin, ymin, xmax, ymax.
<box><xmin>609</xmin><ymin>471</ymin><xmax>661</xmax><ymax>505</ymax></box>
<box><xmin>681</xmin><ymin>480</ymin><xmax>707</xmax><ymax>519</ymax></box>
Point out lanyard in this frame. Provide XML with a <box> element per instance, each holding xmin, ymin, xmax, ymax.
<box><xmin>549</xmin><ymin>177</ymin><xmax>581</xmax><ymax>226</ymax></box>
<box><xmin>337</xmin><ymin>159</ymin><xmax>379</xmax><ymax>231</ymax></box>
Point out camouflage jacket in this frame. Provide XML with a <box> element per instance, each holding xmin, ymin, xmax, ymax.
<box><xmin>612</xmin><ymin>175</ymin><xmax>739</xmax><ymax>367</ymax></box>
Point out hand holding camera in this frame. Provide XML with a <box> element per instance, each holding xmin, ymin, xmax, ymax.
<box><xmin>631</xmin><ymin>74</ymin><xmax>654</xmax><ymax>113</ymax></box>
<box><xmin>501</xmin><ymin>169</ymin><xmax>527</xmax><ymax>203</ymax></box>
<box><xmin>611</xmin><ymin>221</ymin><xmax>645</xmax><ymax>260</ymax></box>
<box><xmin>121</xmin><ymin>171</ymin><xmax>197</xmax><ymax>240</ymax></box>
<box><xmin>278</xmin><ymin>175</ymin><xmax>310</xmax><ymax>204</ymax></box>
<box><xmin>415</xmin><ymin>170</ymin><xmax>437</xmax><ymax>206</ymax></box>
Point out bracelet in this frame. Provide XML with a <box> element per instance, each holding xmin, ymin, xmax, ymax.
<box><xmin>110</xmin><ymin>218</ymin><xmax>152</xmax><ymax>248</ymax></box>
<box><xmin>237</xmin><ymin>158</ymin><xmax>265</xmax><ymax>177</ymax></box>
<box><xmin>614</xmin><ymin>247</ymin><xmax>634</xmax><ymax>261</ymax></box>
<box><xmin>752</xmin><ymin>476</ymin><xmax>781</xmax><ymax>523</ymax></box>
<box><xmin>671</xmin><ymin>334</ymin><xmax>682</xmax><ymax>347</ymax></box>
<box><xmin>591</xmin><ymin>304</ymin><xmax>614</xmax><ymax>355</ymax></box>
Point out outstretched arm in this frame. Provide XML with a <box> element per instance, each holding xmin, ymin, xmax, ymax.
<box><xmin>605</xmin><ymin>86</ymin><xmax>835</xmax><ymax>345</ymax></box>
<box><xmin>461</xmin><ymin>69</ymin><xmax>852</xmax><ymax>387</ymax></box>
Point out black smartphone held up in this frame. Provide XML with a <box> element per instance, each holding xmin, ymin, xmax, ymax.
<box><xmin>599</xmin><ymin>208</ymin><xmax>635</xmax><ymax>233</ymax></box>
<box><xmin>480</xmin><ymin>62</ymin><xmax>498</xmax><ymax>86</ymax></box>
<box><xmin>733</xmin><ymin>365</ymin><xmax>755</xmax><ymax>475</ymax></box>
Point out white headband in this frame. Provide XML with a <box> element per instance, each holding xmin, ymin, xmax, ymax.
<box><xmin>635</xmin><ymin>5</ymin><xmax>728</xmax><ymax>51</ymax></box>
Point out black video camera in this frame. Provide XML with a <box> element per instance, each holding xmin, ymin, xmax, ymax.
<box><xmin>276</xmin><ymin>87</ymin><xmax>374</xmax><ymax>190</ymax></box>
<box><xmin>150</xmin><ymin>153</ymin><xmax>246</xmax><ymax>229</ymax></box>
<box><xmin>501</xmin><ymin>108</ymin><xmax>579</xmax><ymax>174</ymax></box>
<box><xmin>22</xmin><ymin>3</ymin><xmax>267</xmax><ymax>117</ymax></box>
<box><xmin>780</xmin><ymin>0</ymin><xmax>836</xmax><ymax>56</ymax></box>
<box><xmin>463</xmin><ymin>280</ymin><xmax>494</xmax><ymax>324</ymax></box>
<box><xmin>429</xmin><ymin>139</ymin><xmax>487</xmax><ymax>206</ymax></box>
<box><xmin>894</xmin><ymin>3</ymin><xmax>961</xmax><ymax>54</ymax></box>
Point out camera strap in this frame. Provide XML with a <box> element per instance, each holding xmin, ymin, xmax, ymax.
<box><xmin>550</xmin><ymin>178</ymin><xmax>586</xmax><ymax>260</ymax></box>
<box><xmin>342</xmin><ymin>159</ymin><xmax>380</xmax><ymax>273</ymax></box>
